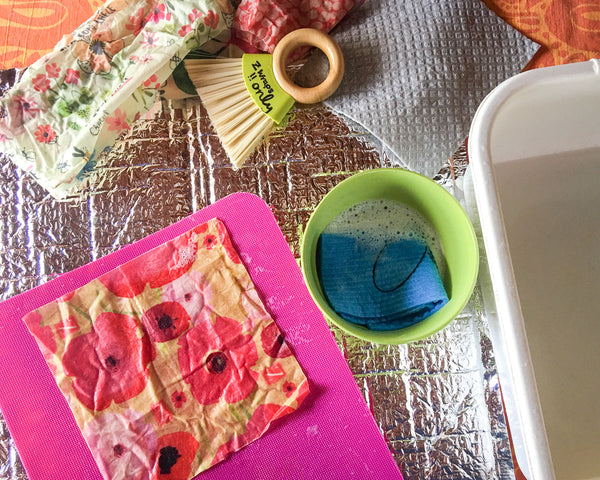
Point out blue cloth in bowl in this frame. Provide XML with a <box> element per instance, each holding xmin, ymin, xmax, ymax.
<box><xmin>317</xmin><ymin>233</ymin><xmax>449</xmax><ymax>331</ymax></box>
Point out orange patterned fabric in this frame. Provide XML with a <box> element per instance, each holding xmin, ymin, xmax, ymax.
<box><xmin>0</xmin><ymin>0</ymin><xmax>103</xmax><ymax>68</ymax></box>
<box><xmin>483</xmin><ymin>0</ymin><xmax>600</xmax><ymax>69</ymax></box>
<box><xmin>3</xmin><ymin>0</ymin><xmax>600</xmax><ymax>70</ymax></box>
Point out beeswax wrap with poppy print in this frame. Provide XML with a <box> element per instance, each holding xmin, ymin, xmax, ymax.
<box><xmin>0</xmin><ymin>0</ymin><xmax>230</xmax><ymax>199</ymax></box>
<box><xmin>23</xmin><ymin>217</ymin><xmax>308</xmax><ymax>480</ymax></box>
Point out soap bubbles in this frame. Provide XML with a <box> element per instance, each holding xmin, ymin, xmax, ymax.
<box><xmin>322</xmin><ymin>199</ymin><xmax>446</xmax><ymax>278</ymax></box>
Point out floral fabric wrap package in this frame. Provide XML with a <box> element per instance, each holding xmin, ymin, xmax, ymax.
<box><xmin>233</xmin><ymin>0</ymin><xmax>363</xmax><ymax>53</ymax></box>
<box><xmin>0</xmin><ymin>0</ymin><xmax>231</xmax><ymax>199</ymax></box>
<box><xmin>23</xmin><ymin>218</ymin><xmax>308</xmax><ymax>480</ymax></box>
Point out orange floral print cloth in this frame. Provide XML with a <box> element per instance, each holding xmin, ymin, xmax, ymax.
<box><xmin>5</xmin><ymin>1</ymin><xmax>600</xmax><ymax>72</ymax></box>
<box><xmin>0</xmin><ymin>0</ymin><xmax>104</xmax><ymax>68</ymax></box>
<box><xmin>23</xmin><ymin>217</ymin><xmax>308</xmax><ymax>480</ymax></box>
<box><xmin>482</xmin><ymin>0</ymin><xmax>600</xmax><ymax>69</ymax></box>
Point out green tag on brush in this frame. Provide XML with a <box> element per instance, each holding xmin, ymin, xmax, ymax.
<box><xmin>184</xmin><ymin>28</ymin><xmax>344</xmax><ymax>169</ymax></box>
<box><xmin>242</xmin><ymin>54</ymin><xmax>295</xmax><ymax>125</ymax></box>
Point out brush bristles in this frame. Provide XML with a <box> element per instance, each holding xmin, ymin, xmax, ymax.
<box><xmin>185</xmin><ymin>58</ymin><xmax>274</xmax><ymax>169</ymax></box>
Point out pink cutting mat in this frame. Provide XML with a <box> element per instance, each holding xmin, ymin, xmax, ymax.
<box><xmin>0</xmin><ymin>192</ymin><xmax>403</xmax><ymax>480</ymax></box>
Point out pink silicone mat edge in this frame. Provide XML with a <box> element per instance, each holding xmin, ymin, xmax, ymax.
<box><xmin>0</xmin><ymin>192</ymin><xmax>403</xmax><ymax>480</ymax></box>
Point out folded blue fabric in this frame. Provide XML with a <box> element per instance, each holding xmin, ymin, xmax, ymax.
<box><xmin>317</xmin><ymin>233</ymin><xmax>448</xmax><ymax>331</ymax></box>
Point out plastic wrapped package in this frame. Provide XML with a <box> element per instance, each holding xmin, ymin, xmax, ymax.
<box><xmin>0</xmin><ymin>0</ymin><xmax>231</xmax><ymax>199</ymax></box>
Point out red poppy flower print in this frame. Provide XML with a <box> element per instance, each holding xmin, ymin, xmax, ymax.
<box><xmin>211</xmin><ymin>403</ymin><xmax>295</xmax><ymax>466</ymax></box>
<box><xmin>62</xmin><ymin>312</ymin><xmax>154</xmax><ymax>411</ymax></box>
<box><xmin>83</xmin><ymin>410</ymin><xmax>157</xmax><ymax>480</ymax></box>
<box><xmin>142</xmin><ymin>301</ymin><xmax>190</xmax><ymax>343</ymax></box>
<box><xmin>216</xmin><ymin>220</ymin><xmax>241</xmax><ymax>264</ymax></box>
<box><xmin>34</xmin><ymin>124</ymin><xmax>56</xmax><ymax>143</ymax></box>
<box><xmin>203</xmin><ymin>234</ymin><xmax>217</xmax><ymax>250</ymax></box>
<box><xmin>178</xmin><ymin>316</ymin><xmax>258</xmax><ymax>405</ymax></box>
<box><xmin>153</xmin><ymin>431</ymin><xmax>199</xmax><ymax>480</ymax></box>
<box><xmin>283</xmin><ymin>381</ymin><xmax>296</xmax><ymax>397</ymax></box>
<box><xmin>161</xmin><ymin>271</ymin><xmax>212</xmax><ymax>325</ymax></box>
<box><xmin>171</xmin><ymin>390</ymin><xmax>187</xmax><ymax>408</ymax></box>
<box><xmin>261</xmin><ymin>321</ymin><xmax>292</xmax><ymax>358</ymax></box>
<box><xmin>99</xmin><ymin>225</ymin><xmax>202</xmax><ymax>298</ymax></box>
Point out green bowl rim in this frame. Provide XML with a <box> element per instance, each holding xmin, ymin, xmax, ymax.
<box><xmin>299</xmin><ymin>168</ymin><xmax>480</xmax><ymax>345</ymax></box>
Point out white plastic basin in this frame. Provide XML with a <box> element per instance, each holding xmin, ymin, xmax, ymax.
<box><xmin>467</xmin><ymin>60</ymin><xmax>600</xmax><ymax>480</ymax></box>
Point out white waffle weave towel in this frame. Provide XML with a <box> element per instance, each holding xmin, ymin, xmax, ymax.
<box><xmin>320</xmin><ymin>0</ymin><xmax>539</xmax><ymax>177</ymax></box>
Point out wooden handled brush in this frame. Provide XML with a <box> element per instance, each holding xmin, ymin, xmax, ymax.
<box><xmin>184</xmin><ymin>28</ymin><xmax>344</xmax><ymax>169</ymax></box>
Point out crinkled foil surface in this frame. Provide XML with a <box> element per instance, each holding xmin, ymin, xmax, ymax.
<box><xmin>0</xmin><ymin>69</ymin><xmax>515</xmax><ymax>480</ymax></box>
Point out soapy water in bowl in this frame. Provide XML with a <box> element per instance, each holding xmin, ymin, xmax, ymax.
<box><xmin>321</xmin><ymin>199</ymin><xmax>447</xmax><ymax>280</ymax></box>
<box><xmin>316</xmin><ymin>198</ymin><xmax>449</xmax><ymax>331</ymax></box>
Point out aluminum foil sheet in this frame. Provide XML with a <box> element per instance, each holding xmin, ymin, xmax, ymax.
<box><xmin>0</xmin><ymin>68</ymin><xmax>515</xmax><ymax>480</ymax></box>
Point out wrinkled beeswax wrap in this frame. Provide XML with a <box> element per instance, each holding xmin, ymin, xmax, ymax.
<box><xmin>320</xmin><ymin>0</ymin><xmax>540</xmax><ymax>178</ymax></box>
<box><xmin>23</xmin><ymin>218</ymin><xmax>308</xmax><ymax>480</ymax></box>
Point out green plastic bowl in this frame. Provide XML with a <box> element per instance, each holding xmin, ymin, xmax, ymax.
<box><xmin>300</xmin><ymin>168</ymin><xmax>479</xmax><ymax>344</ymax></box>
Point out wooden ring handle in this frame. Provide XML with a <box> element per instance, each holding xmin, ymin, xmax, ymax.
<box><xmin>272</xmin><ymin>28</ymin><xmax>344</xmax><ymax>104</ymax></box>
